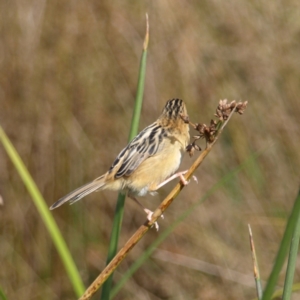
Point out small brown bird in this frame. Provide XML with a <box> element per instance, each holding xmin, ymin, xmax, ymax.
<box><xmin>50</xmin><ymin>99</ymin><xmax>190</xmax><ymax>228</ymax></box>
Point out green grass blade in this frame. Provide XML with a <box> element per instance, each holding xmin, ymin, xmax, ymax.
<box><xmin>100</xmin><ymin>15</ymin><xmax>149</xmax><ymax>300</ymax></box>
<box><xmin>0</xmin><ymin>126</ymin><xmax>85</xmax><ymax>297</ymax></box>
<box><xmin>0</xmin><ymin>287</ymin><xmax>7</xmax><ymax>300</ymax></box>
<box><xmin>100</xmin><ymin>193</ymin><xmax>126</xmax><ymax>299</ymax></box>
<box><xmin>128</xmin><ymin>14</ymin><xmax>149</xmax><ymax>141</ymax></box>
<box><xmin>282</xmin><ymin>190</ymin><xmax>300</xmax><ymax>300</ymax></box>
<box><xmin>111</xmin><ymin>151</ymin><xmax>262</xmax><ymax>298</ymax></box>
<box><xmin>262</xmin><ymin>189</ymin><xmax>300</xmax><ymax>300</ymax></box>
<box><xmin>269</xmin><ymin>283</ymin><xmax>300</xmax><ymax>299</ymax></box>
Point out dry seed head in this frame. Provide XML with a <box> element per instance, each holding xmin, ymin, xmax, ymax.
<box><xmin>235</xmin><ymin>101</ymin><xmax>248</xmax><ymax>115</ymax></box>
<box><xmin>186</xmin><ymin>140</ymin><xmax>201</xmax><ymax>157</ymax></box>
<box><xmin>215</xmin><ymin>99</ymin><xmax>248</xmax><ymax>121</ymax></box>
<box><xmin>186</xmin><ymin>98</ymin><xmax>247</xmax><ymax>154</ymax></box>
<box><xmin>186</xmin><ymin>143</ymin><xmax>195</xmax><ymax>157</ymax></box>
<box><xmin>195</xmin><ymin>123</ymin><xmax>206</xmax><ymax>136</ymax></box>
<box><xmin>230</xmin><ymin>100</ymin><xmax>237</xmax><ymax>109</ymax></box>
<box><xmin>209</xmin><ymin>119</ymin><xmax>217</xmax><ymax>133</ymax></box>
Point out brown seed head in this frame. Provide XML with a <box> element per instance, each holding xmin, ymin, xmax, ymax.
<box><xmin>214</xmin><ymin>99</ymin><xmax>248</xmax><ymax>121</ymax></box>
<box><xmin>235</xmin><ymin>101</ymin><xmax>248</xmax><ymax>115</ymax></box>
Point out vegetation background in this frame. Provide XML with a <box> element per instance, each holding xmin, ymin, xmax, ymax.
<box><xmin>1</xmin><ymin>0</ymin><xmax>299</xmax><ymax>299</ymax></box>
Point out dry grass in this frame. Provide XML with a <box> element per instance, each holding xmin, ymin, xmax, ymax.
<box><xmin>1</xmin><ymin>0</ymin><xmax>300</xmax><ymax>299</ymax></box>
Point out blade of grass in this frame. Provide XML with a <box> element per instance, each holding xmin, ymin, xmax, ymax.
<box><xmin>100</xmin><ymin>193</ymin><xmax>126</xmax><ymax>299</ymax></box>
<box><xmin>262</xmin><ymin>189</ymin><xmax>300</xmax><ymax>300</ymax></box>
<box><xmin>100</xmin><ymin>14</ymin><xmax>149</xmax><ymax>300</ymax></box>
<box><xmin>127</xmin><ymin>14</ymin><xmax>149</xmax><ymax>142</ymax></box>
<box><xmin>0</xmin><ymin>288</ymin><xmax>7</xmax><ymax>300</ymax></box>
<box><xmin>282</xmin><ymin>189</ymin><xmax>300</xmax><ymax>300</ymax></box>
<box><xmin>0</xmin><ymin>125</ymin><xmax>85</xmax><ymax>297</ymax></box>
<box><xmin>270</xmin><ymin>283</ymin><xmax>300</xmax><ymax>299</ymax></box>
<box><xmin>111</xmin><ymin>150</ymin><xmax>264</xmax><ymax>298</ymax></box>
<box><xmin>248</xmin><ymin>224</ymin><xmax>263</xmax><ymax>299</ymax></box>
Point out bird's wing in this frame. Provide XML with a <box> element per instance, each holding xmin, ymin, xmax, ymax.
<box><xmin>108</xmin><ymin>122</ymin><xmax>166</xmax><ymax>178</ymax></box>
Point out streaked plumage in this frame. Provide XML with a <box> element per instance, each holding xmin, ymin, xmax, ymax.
<box><xmin>50</xmin><ymin>99</ymin><xmax>190</xmax><ymax>216</ymax></box>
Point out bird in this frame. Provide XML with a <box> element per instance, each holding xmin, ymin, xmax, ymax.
<box><xmin>50</xmin><ymin>98</ymin><xmax>190</xmax><ymax>229</ymax></box>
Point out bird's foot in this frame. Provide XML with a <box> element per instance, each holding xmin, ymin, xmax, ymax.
<box><xmin>144</xmin><ymin>208</ymin><xmax>164</xmax><ymax>231</ymax></box>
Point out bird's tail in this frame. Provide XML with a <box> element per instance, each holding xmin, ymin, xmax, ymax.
<box><xmin>50</xmin><ymin>175</ymin><xmax>106</xmax><ymax>210</ymax></box>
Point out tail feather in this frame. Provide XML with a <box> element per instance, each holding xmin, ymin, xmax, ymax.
<box><xmin>50</xmin><ymin>177</ymin><xmax>106</xmax><ymax>210</ymax></box>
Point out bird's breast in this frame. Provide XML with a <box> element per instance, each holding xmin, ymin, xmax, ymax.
<box><xmin>124</xmin><ymin>139</ymin><xmax>184</xmax><ymax>195</ymax></box>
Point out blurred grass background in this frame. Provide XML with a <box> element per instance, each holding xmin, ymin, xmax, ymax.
<box><xmin>0</xmin><ymin>0</ymin><xmax>300</xmax><ymax>299</ymax></box>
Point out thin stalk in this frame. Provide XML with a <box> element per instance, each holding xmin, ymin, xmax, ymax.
<box><xmin>100</xmin><ymin>14</ymin><xmax>149</xmax><ymax>300</ymax></box>
<box><xmin>248</xmin><ymin>224</ymin><xmax>263</xmax><ymax>299</ymax></box>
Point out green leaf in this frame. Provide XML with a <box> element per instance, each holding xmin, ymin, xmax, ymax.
<box><xmin>0</xmin><ymin>126</ymin><xmax>85</xmax><ymax>297</ymax></box>
<box><xmin>0</xmin><ymin>287</ymin><xmax>7</xmax><ymax>300</ymax></box>
<box><xmin>282</xmin><ymin>190</ymin><xmax>300</xmax><ymax>300</ymax></box>
<box><xmin>262</xmin><ymin>190</ymin><xmax>300</xmax><ymax>300</ymax></box>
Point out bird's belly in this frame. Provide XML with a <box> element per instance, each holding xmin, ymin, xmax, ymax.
<box><xmin>125</xmin><ymin>144</ymin><xmax>183</xmax><ymax>196</ymax></box>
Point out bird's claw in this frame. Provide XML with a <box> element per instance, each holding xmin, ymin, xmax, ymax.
<box><xmin>145</xmin><ymin>209</ymin><xmax>164</xmax><ymax>231</ymax></box>
<box><xmin>179</xmin><ymin>172</ymin><xmax>198</xmax><ymax>186</ymax></box>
